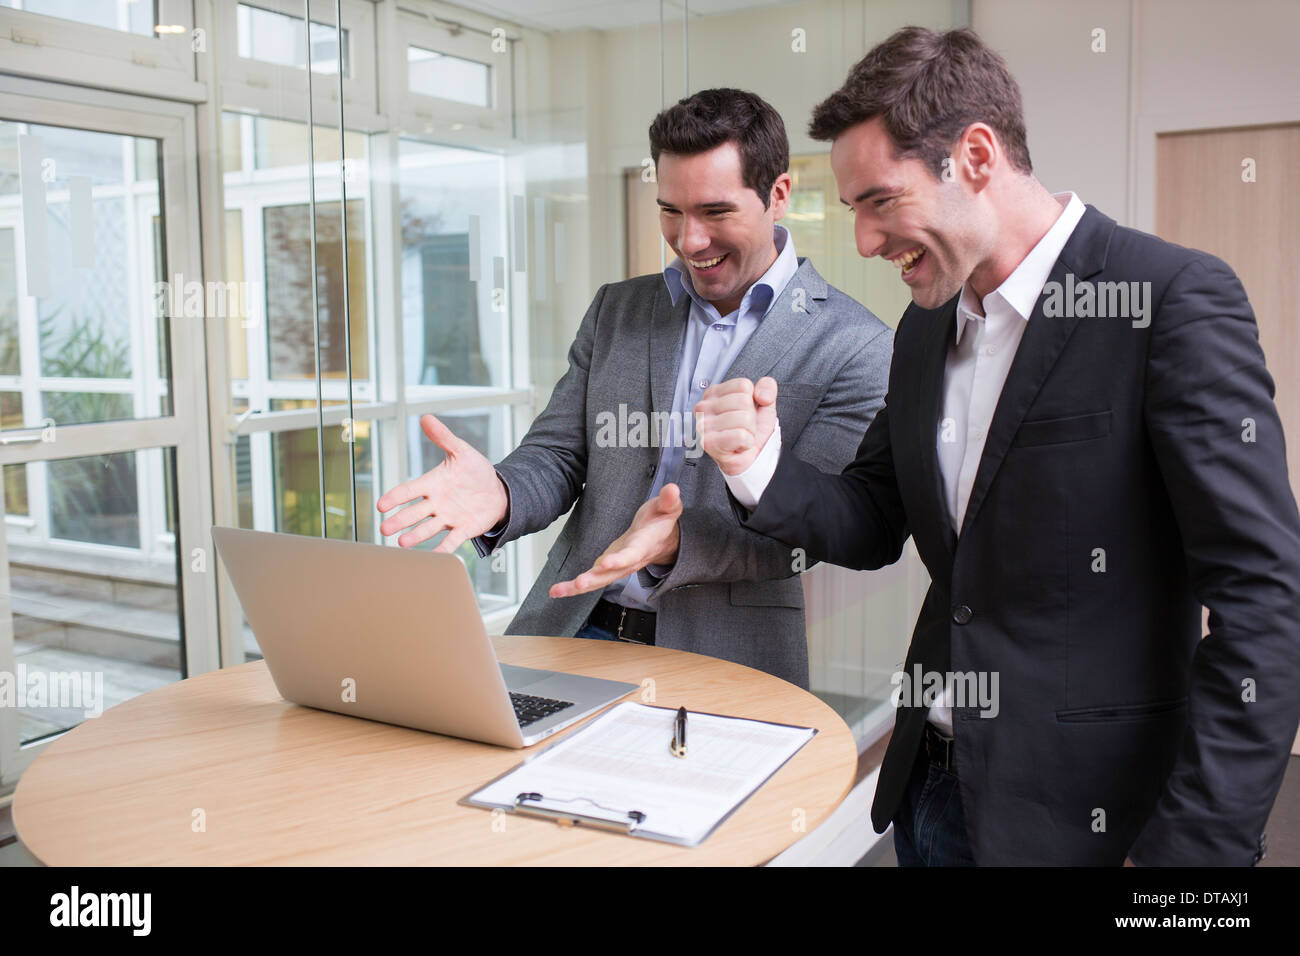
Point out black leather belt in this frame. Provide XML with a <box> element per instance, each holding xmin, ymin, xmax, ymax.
<box><xmin>923</xmin><ymin>723</ymin><xmax>957</xmax><ymax>774</ymax></box>
<box><xmin>587</xmin><ymin>598</ymin><xmax>656</xmax><ymax>645</ymax></box>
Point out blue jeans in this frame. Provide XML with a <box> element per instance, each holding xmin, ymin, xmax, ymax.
<box><xmin>892</xmin><ymin>740</ymin><xmax>977</xmax><ymax>866</ymax></box>
<box><xmin>574</xmin><ymin>621</ymin><xmax>618</xmax><ymax>642</ymax></box>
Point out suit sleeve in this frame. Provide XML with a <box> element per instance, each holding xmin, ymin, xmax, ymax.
<box><xmin>733</xmin><ymin>331</ymin><xmax>910</xmax><ymax>573</ymax></box>
<box><xmin>471</xmin><ymin>285</ymin><xmax>605</xmax><ymax>557</ymax></box>
<box><xmin>640</xmin><ymin>324</ymin><xmax>895</xmax><ymax>595</ymax></box>
<box><xmin>1127</xmin><ymin>254</ymin><xmax>1300</xmax><ymax>866</ymax></box>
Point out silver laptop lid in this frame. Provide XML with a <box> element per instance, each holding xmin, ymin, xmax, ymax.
<box><xmin>211</xmin><ymin>526</ymin><xmax>525</xmax><ymax>747</ymax></box>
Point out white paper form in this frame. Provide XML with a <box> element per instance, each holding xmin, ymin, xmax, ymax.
<box><xmin>464</xmin><ymin>701</ymin><xmax>817</xmax><ymax>846</ymax></box>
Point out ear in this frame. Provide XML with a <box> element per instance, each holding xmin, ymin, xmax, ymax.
<box><xmin>954</xmin><ymin>123</ymin><xmax>999</xmax><ymax>191</ymax></box>
<box><xmin>768</xmin><ymin>171</ymin><xmax>793</xmax><ymax>220</ymax></box>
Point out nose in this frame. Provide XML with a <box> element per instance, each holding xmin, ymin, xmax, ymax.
<box><xmin>678</xmin><ymin>214</ymin><xmax>712</xmax><ymax>256</ymax></box>
<box><xmin>856</xmin><ymin>215</ymin><xmax>887</xmax><ymax>260</ymax></box>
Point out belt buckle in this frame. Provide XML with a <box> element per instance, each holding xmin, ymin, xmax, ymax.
<box><xmin>927</xmin><ymin>725</ymin><xmax>955</xmax><ymax>772</ymax></box>
<box><xmin>615</xmin><ymin>607</ymin><xmax>642</xmax><ymax>645</ymax></box>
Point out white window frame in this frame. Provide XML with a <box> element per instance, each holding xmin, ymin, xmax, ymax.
<box><xmin>216</xmin><ymin>0</ymin><xmax>381</xmax><ymax>131</ymax></box>
<box><xmin>392</xmin><ymin>3</ymin><xmax>517</xmax><ymax>149</ymax></box>
<box><xmin>0</xmin><ymin>0</ymin><xmax>203</xmax><ymax>103</ymax></box>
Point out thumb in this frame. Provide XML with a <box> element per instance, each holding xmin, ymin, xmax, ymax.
<box><xmin>754</xmin><ymin>376</ymin><xmax>779</xmax><ymax>407</ymax></box>
<box><xmin>421</xmin><ymin>414</ymin><xmax>462</xmax><ymax>456</ymax></box>
<box><xmin>657</xmin><ymin>482</ymin><xmax>683</xmax><ymax>516</ymax></box>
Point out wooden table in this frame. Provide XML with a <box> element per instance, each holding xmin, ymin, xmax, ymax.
<box><xmin>13</xmin><ymin>636</ymin><xmax>858</xmax><ymax>865</ymax></box>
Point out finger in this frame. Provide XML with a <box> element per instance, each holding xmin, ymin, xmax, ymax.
<box><xmin>550</xmin><ymin>563</ymin><xmax>625</xmax><ymax>599</ymax></box>
<box><xmin>420</xmin><ymin>414</ymin><xmax>464</xmax><ymax>457</ymax></box>
<box><xmin>379</xmin><ymin>498</ymin><xmax>435</xmax><ymax>537</ymax></box>
<box><xmin>697</xmin><ymin>390</ymin><xmax>762</xmax><ymax>418</ymax></box>
<box><xmin>432</xmin><ymin>528</ymin><xmax>469</xmax><ymax>555</ymax></box>
<box><xmin>376</xmin><ymin>481</ymin><xmax>425</xmax><ymax>515</ymax></box>
<box><xmin>707</xmin><ymin>409</ymin><xmax>760</xmax><ymax>436</ymax></box>
<box><xmin>754</xmin><ymin>376</ymin><xmax>779</xmax><ymax>406</ymax></box>
<box><xmin>701</xmin><ymin>378</ymin><xmax>755</xmax><ymax>402</ymax></box>
<box><xmin>396</xmin><ymin>515</ymin><xmax>451</xmax><ymax>549</ymax></box>
<box><xmin>702</xmin><ymin>427</ymin><xmax>756</xmax><ymax>456</ymax></box>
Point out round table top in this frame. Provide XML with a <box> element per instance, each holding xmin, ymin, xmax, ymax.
<box><xmin>13</xmin><ymin>635</ymin><xmax>858</xmax><ymax>865</ymax></box>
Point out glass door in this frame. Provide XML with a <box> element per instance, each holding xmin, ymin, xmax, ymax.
<box><xmin>0</xmin><ymin>82</ymin><xmax>214</xmax><ymax>786</ymax></box>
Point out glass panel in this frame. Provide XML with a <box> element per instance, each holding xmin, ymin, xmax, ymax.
<box><xmin>42</xmin><ymin>390</ymin><xmax>132</xmax><ymax>426</ymax></box>
<box><xmin>0</xmin><ymin>0</ymin><xmax>159</xmax><ymax>37</ymax></box>
<box><xmin>0</xmin><ymin>228</ymin><xmax>18</xmax><ymax>372</ymax></box>
<box><xmin>405</xmin><ymin>407</ymin><xmax>513</xmax><ymax>614</ymax></box>
<box><xmin>220</xmin><ymin>112</ymin><xmax>243</xmax><ymax>175</ymax></box>
<box><xmin>269</xmin><ymin>399</ymin><xmax>373</xmax><ymax>542</ymax></box>
<box><xmin>263</xmin><ymin>199</ymin><xmax>367</xmax><ymax>381</ymax></box>
<box><xmin>1</xmin><ymin>392</ymin><xmax>27</xmax><ymax>516</ymax></box>
<box><xmin>48</xmin><ymin>449</ymin><xmax>138</xmax><ymax>547</ymax></box>
<box><xmin>225</xmin><ymin>209</ymin><xmax>248</xmax><ymax>381</ymax></box>
<box><xmin>7</xmin><ymin>446</ymin><xmax>183</xmax><ymax>745</ymax></box>
<box><xmin>0</xmin><ymin>120</ymin><xmax>169</xmax><ymax>428</ymax></box>
<box><xmin>221</xmin><ymin>112</ymin><xmax>371</xmax><ymax>410</ymax></box>
<box><xmin>408</xmin><ymin>47</ymin><xmax>491</xmax><ymax>107</ymax></box>
<box><xmin>236</xmin><ymin>2</ymin><xmax>349</xmax><ymax>76</ymax></box>
<box><xmin>250</xmin><ymin>115</ymin><xmax>364</xmax><ymax>170</ymax></box>
<box><xmin>399</xmin><ymin>139</ymin><xmax>506</xmax><ymax>389</ymax></box>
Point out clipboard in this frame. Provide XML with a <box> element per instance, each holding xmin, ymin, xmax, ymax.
<box><xmin>460</xmin><ymin>701</ymin><xmax>817</xmax><ymax>847</ymax></box>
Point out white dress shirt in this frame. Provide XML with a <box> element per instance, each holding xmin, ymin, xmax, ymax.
<box><xmin>727</xmin><ymin>192</ymin><xmax>1087</xmax><ymax>735</ymax></box>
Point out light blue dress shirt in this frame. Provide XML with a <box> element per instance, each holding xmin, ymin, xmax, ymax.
<box><xmin>603</xmin><ymin>223</ymin><xmax>800</xmax><ymax>611</ymax></box>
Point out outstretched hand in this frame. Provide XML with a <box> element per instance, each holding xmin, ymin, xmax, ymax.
<box><xmin>549</xmin><ymin>483</ymin><xmax>683</xmax><ymax>598</ymax></box>
<box><xmin>376</xmin><ymin>414</ymin><xmax>508</xmax><ymax>554</ymax></box>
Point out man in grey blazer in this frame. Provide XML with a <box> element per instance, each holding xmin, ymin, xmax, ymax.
<box><xmin>376</xmin><ymin>88</ymin><xmax>892</xmax><ymax>688</ymax></box>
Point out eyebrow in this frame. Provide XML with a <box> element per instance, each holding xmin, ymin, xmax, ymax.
<box><xmin>839</xmin><ymin>185</ymin><xmax>896</xmax><ymax>207</ymax></box>
<box><xmin>656</xmin><ymin>199</ymin><xmax>737</xmax><ymax>211</ymax></box>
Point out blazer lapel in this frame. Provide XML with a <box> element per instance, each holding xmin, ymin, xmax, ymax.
<box><xmin>722</xmin><ymin>256</ymin><xmax>824</xmax><ymax>383</ymax></box>
<box><xmin>957</xmin><ymin>205</ymin><xmax>1114</xmax><ymax>539</ymax></box>
<box><xmin>649</xmin><ymin>278</ymin><xmax>692</xmax><ymax>417</ymax></box>
<box><xmin>916</xmin><ymin>296</ymin><xmax>960</xmax><ymax>559</ymax></box>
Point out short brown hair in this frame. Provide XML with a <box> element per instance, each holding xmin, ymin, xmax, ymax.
<box><xmin>809</xmin><ymin>27</ymin><xmax>1032</xmax><ymax>178</ymax></box>
<box><xmin>649</xmin><ymin>88</ymin><xmax>789</xmax><ymax>210</ymax></box>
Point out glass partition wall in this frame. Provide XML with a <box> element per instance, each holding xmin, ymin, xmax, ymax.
<box><xmin>0</xmin><ymin>1</ymin><xmax>959</xmax><ymax>788</ymax></box>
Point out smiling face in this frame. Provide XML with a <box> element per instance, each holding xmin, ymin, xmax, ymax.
<box><xmin>656</xmin><ymin>142</ymin><xmax>791</xmax><ymax>316</ymax></box>
<box><xmin>831</xmin><ymin>116</ymin><xmax>988</xmax><ymax>309</ymax></box>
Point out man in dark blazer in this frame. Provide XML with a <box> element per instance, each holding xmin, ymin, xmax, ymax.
<box><xmin>690</xmin><ymin>28</ymin><xmax>1300</xmax><ymax>864</ymax></box>
<box><xmin>376</xmin><ymin>89</ymin><xmax>893</xmax><ymax>688</ymax></box>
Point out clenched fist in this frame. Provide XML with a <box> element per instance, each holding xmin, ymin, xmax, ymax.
<box><xmin>694</xmin><ymin>376</ymin><xmax>778</xmax><ymax>476</ymax></box>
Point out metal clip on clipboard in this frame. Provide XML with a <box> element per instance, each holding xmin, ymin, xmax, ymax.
<box><xmin>512</xmin><ymin>792</ymin><xmax>647</xmax><ymax>834</ymax></box>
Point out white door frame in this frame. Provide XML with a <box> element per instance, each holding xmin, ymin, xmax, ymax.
<box><xmin>0</xmin><ymin>75</ymin><xmax>216</xmax><ymax>787</ymax></box>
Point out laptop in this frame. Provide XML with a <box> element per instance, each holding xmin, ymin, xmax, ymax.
<box><xmin>211</xmin><ymin>526</ymin><xmax>637</xmax><ymax>747</ymax></box>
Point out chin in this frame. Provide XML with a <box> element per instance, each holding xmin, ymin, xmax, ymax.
<box><xmin>910</xmin><ymin>288</ymin><xmax>945</xmax><ymax>310</ymax></box>
<box><xmin>913</xmin><ymin>279</ymin><xmax>961</xmax><ymax>310</ymax></box>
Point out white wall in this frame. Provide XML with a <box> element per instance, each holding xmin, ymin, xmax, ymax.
<box><xmin>973</xmin><ymin>0</ymin><xmax>1300</xmax><ymax>228</ymax></box>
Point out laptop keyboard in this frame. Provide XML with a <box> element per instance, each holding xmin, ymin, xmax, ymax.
<box><xmin>510</xmin><ymin>692</ymin><xmax>575</xmax><ymax>728</ymax></box>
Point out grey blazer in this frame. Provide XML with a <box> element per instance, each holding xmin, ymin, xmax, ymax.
<box><xmin>472</xmin><ymin>257</ymin><xmax>893</xmax><ymax>687</ymax></box>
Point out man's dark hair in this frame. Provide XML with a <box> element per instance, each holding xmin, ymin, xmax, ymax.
<box><xmin>809</xmin><ymin>26</ymin><xmax>1032</xmax><ymax>178</ymax></box>
<box><xmin>649</xmin><ymin>88</ymin><xmax>789</xmax><ymax>209</ymax></box>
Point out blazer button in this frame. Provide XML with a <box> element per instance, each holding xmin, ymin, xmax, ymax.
<box><xmin>646</xmin><ymin>464</ymin><xmax>656</xmax><ymax>477</ymax></box>
<box><xmin>951</xmin><ymin>604</ymin><xmax>973</xmax><ymax>625</ymax></box>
